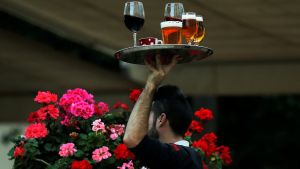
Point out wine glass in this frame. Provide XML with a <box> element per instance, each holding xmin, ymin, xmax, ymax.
<box><xmin>124</xmin><ymin>1</ymin><xmax>145</xmax><ymax>47</ymax></box>
<box><xmin>182</xmin><ymin>12</ymin><xmax>197</xmax><ymax>45</ymax></box>
<box><xmin>193</xmin><ymin>15</ymin><xmax>205</xmax><ymax>45</ymax></box>
<box><xmin>164</xmin><ymin>3</ymin><xmax>184</xmax><ymax>21</ymax></box>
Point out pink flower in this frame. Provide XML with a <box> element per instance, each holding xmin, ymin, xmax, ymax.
<box><xmin>59</xmin><ymin>143</ymin><xmax>77</xmax><ymax>157</ymax></box>
<box><xmin>112</xmin><ymin>124</ymin><xmax>125</xmax><ymax>135</ymax></box>
<box><xmin>60</xmin><ymin>115</ymin><xmax>71</xmax><ymax>126</ymax></box>
<box><xmin>34</xmin><ymin>91</ymin><xmax>57</xmax><ymax>104</ymax></box>
<box><xmin>59</xmin><ymin>94</ymin><xmax>84</xmax><ymax>113</ymax></box>
<box><xmin>70</xmin><ymin>101</ymin><xmax>94</xmax><ymax>119</ymax></box>
<box><xmin>109</xmin><ymin>124</ymin><xmax>125</xmax><ymax>140</ymax></box>
<box><xmin>66</xmin><ymin>88</ymin><xmax>94</xmax><ymax>104</ymax></box>
<box><xmin>92</xmin><ymin>146</ymin><xmax>111</xmax><ymax>162</ymax></box>
<box><xmin>94</xmin><ymin>102</ymin><xmax>109</xmax><ymax>116</ymax></box>
<box><xmin>92</xmin><ymin>119</ymin><xmax>106</xmax><ymax>133</ymax></box>
<box><xmin>110</xmin><ymin>131</ymin><xmax>118</xmax><ymax>140</ymax></box>
<box><xmin>25</xmin><ymin>123</ymin><xmax>48</xmax><ymax>139</ymax></box>
<box><xmin>117</xmin><ymin>160</ymin><xmax>134</xmax><ymax>169</ymax></box>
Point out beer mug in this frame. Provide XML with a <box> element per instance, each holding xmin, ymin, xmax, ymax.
<box><xmin>160</xmin><ymin>21</ymin><xmax>182</xmax><ymax>44</ymax></box>
<box><xmin>182</xmin><ymin>12</ymin><xmax>197</xmax><ymax>45</ymax></box>
<box><xmin>193</xmin><ymin>15</ymin><xmax>205</xmax><ymax>45</ymax></box>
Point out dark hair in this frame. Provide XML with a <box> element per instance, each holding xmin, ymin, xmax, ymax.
<box><xmin>151</xmin><ymin>85</ymin><xmax>193</xmax><ymax>136</ymax></box>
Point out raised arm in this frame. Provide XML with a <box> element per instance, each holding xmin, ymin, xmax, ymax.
<box><xmin>123</xmin><ymin>56</ymin><xmax>177</xmax><ymax>148</ymax></box>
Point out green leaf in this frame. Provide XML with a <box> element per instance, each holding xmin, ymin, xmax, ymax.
<box><xmin>46</xmin><ymin>157</ymin><xmax>72</xmax><ymax>169</ymax></box>
<box><xmin>74</xmin><ymin>149</ymin><xmax>84</xmax><ymax>158</ymax></box>
<box><xmin>24</xmin><ymin>139</ymin><xmax>40</xmax><ymax>157</ymax></box>
<box><xmin>77</xmin><ymin>140</ymin><xmax>87</xmax><ymax>146</ymax></box>
<box><xmin>79</xmin><ymin>134</ymin><xmax>87</xmax><ymax>140</ymax></box>
<box><xmin>105</xmin><ymin>157</ymin><xmax>116</xmax><ymax>165</ymax></box>
<box><xmin>44</xmin><ymin>143</ymin><xmax>57</xmax><ymax>152</ymax></box>
<box><xmin>184</xmin><ymin>136</ymin><xmax>191</xmax><ymax>142</ymax></box>
<box><xmin>7</xmin><ymin>146</ymin><xmax>15</xmax><ymax>158</ymax></box>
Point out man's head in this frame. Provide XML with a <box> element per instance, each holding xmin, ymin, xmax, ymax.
<box><xmin>148</xmin><ymin>85</ymin><xmax>193</xmax><ymax>140</ymax></box>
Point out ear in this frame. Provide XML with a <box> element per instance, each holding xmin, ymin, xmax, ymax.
<box><xmin>158</xmin><ymin>113</ymin><xmax>168</xmax><ymax>127</ymax></box>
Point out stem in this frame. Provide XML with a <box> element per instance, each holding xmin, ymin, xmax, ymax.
<box><xmin>133</xmin><ymin>32</ymin><xmax>137</xmax><ymax>47</ymax></box>
<box><xmin>33</xmin><ymin>158</ymin><xmax>51</xmax><ymax>166</ymax></box>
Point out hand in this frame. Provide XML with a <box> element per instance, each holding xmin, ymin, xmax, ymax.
<box><xmin>145</xmin><ymin>55</ymin><xmax>178</xmax><ymax>87</ymax></box>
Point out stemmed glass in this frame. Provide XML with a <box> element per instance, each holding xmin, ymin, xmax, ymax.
<box><xmin>124</xmin><ymin>1</ymin><xmax>145</xmax><ymax>47</ymax></box>
<box><xmin>182</xmin><ymin>12</ymin><xmax>197</xmax><ymax>45</ymax></box>
<box><xmin>192</xmin><ymin>15</ymin><xmax>205</xmax><ymax>45</ymax></box>
<box><xmin>164</xmin><ymin>3</ymin><xmax>184</xmax><ymax>21</ymax></box>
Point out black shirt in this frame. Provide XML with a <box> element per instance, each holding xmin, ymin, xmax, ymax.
<box><xmin>130</xmin><ymin>135</ymin><xmax>203</xmax><ymax>169</ymax></box>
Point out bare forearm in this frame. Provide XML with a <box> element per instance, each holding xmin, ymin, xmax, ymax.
<box><xmin>123</xmin><ymin>81</ymin><xmax>156</xmax><ymax>148</ymax></box>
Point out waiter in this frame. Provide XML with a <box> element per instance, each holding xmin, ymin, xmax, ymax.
<box><xmin>123</xmin><ymin>56</ymin><xmax>203</xmax><ymax>169</ymax></box>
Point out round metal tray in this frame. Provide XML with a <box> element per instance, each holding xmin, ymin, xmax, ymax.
<box><xmin>114</xmin><ymin>44</ymin><xmax>213</xmax><ymax>65</ymax></box>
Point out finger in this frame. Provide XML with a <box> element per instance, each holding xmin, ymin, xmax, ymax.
<box><xmin>155</xmin><ymin>54</ymin><xmax>162</xmax><ymax>70</ymax></box>
<box><xmin>145</xmin><ymin>58</ymin><xmax>157</xmax><ymax>72</ymax></box>
<box><xmin>165</xmin><ymin>56</ymin><xmax>178</xmax><ymax>73</ymax></box>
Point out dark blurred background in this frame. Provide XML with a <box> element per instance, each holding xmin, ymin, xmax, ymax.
<box><xmin>0</xmin><ymin>0</ymin><xmax>299</xmax><ymax>168</ymax></box>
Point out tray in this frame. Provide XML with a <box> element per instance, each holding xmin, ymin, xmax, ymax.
<box><xmin>114</xmin><ymin>44</ymin><xmax>213</xmax><ymax>65</ymax></box>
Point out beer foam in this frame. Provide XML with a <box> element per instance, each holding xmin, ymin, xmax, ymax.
<box><xmin>182</xmin><ymin>13</ymin><xmax>196</xmax><ymax>19</ymax></box>
<box><xmin>196</xmin><ymin>16</ymin><xmax>203</xmax><ymax>21</ymax></box>
<box><xmin>161</xmin><ymin>21</ymin><xmax>182</xmax><ymax>28</ymax></box>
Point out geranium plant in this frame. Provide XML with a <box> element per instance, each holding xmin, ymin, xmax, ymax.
<box><xmin>8</xmin><ymin>88</ymin><xmax>232</xmax><ymax>169</ymax></box>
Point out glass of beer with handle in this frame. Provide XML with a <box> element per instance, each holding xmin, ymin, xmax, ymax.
<box><xmin>164</xmin><ymin>3</ymin><xmax>184</xmax><ymax>21</ymax></box>
<box><xmin>182</xmin><ymin>12</ymin><xmax>197</xmax><ymax>45</ymax></box>
<box><xmin>124</xmin><ymin>1</ymin><xmax>145</xmax><ymax>47</ymax></box>
<box><xmin>193</xmin><ymin>15</ymin><xmax>205</xmax><ymax>45</ymax></box>
<box><xmin>161</xmin><ymin>21</ymin><xmax>182</xmax><ymax>44</ymax></box>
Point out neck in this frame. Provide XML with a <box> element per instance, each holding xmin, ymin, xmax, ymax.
<box><xmin>159</xmin><ymin>132</ymin><xmax>183</xmax><ymax>144</ymax></box>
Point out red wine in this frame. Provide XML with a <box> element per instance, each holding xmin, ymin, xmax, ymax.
<box><xmin>164</xmin><ymin>16</ymin><xmax>182</xmax><ymax>22</ymax></box>
<box><xmin>124</xmin><ymin>15</ymin><xmax>144</xmax><ymax>32</ymax></box>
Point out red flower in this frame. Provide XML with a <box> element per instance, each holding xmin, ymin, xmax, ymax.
<box><xmin>27</xmin><ymin>111</ymin><xmax>45</xmax><ymax>123</ymax></box>
<box><xmin>195</xmin><ymin>108</ymin><xmax>213</xmax><ymax>121</ymax></box>
<box><xmin>94</xmin><ymin>102</ymin><xmax>109</xmax><ymax>116</ymax></box>
<box><xmin>201</xmin><ymin>132</ymin><xmax>217</xmax><ymax>143</ymax></box>
<box><xmin>192</xmin><ymin>139</ymin><xmax>216</xmax><ymax>157</ymax></box>
<box><xmin>114</xmin><ymin>144</ymin><xmax>135</xmax><ymax>160</ymax></box>
<box><xmin>34</xmin><ymin>91</ymin><xmax>57</xmax><ymax>104</ymax></box>
<box><xmin>121</xmin><ymin>103</ymin><xmax>129</xmax><ymax>111</ymax></box>
<box><xmin>25</xmin><ymin>123</ymin><xmax>48</xmax><ymax>139</ymax></box>
<box><xmin>192</xmin><ymin>139</ymin><xmax>208</xmax><ymax>152</ymax></box>
<box><xmin>113</xmin><ymin>102</ymin><xmax>122</xmax><ymax>109</ymax></box>
<box><xmin>13</xmin><ymin>146</ymin><xmax>25</xmax><ymax>158</ymax></box>
<box><xmin>202</xmin><ymin>160</ymin><xmax>208</xmax><ymax>169</ymax></box>
<box><xmin>188</xmin><ymin>120</ymin><xmax>204</xmax><ymax>133</ymax></box>
<box><xmin>113</xmin><ymin>102</ymin><xmax>130</xmax><ymax>111</ymax></box>
<box><xmin>39</xmin><ymin>105</ymin><xmax>59</xmax><ymax>119</ymax></box>
<box><xmin>184</xmin><ymin>130</ymin><xmax>192</xmax><ymax>137</ymax></box>
<box><xmin>71</xmin><ymin>159</ymin><xmax>92</xmax><ymax>169</ymax></box>
<box><xmin>129</xmin><ymin>89</ymin><xmax>142</xmax><ymax>102</ymax></box>
<box><xmin>216</xmin><ymin>146</ymin><xmax>232</xmax><ymax>165</ymax></box>
<box><xmin>192</xmin><ymin>133</ymin><xmax>218</xmax><ymax>157</ymax></box>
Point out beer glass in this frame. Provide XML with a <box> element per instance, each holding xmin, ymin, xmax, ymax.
<box><xmin>164</xmin><ymin>3</ymin><xmax>184</xmax><ymax>21</ymax></box>
<box><xmin>161</xmin><ymin>21</ymin><xmax>182</xmax><ymax>44</ymax></box>
<box><xmin>193</xmin><ymin>15</ymin><xmax>205</xmax><ymax>45</ymax></box>
<box><xmin>182</xmin><ymin>12</ymin><xmax>197</xmax><ymax>45</ymax></box>
<box><xmin>124</xmin><ymin>1</ymin><xmax>145</xmax><ymax>47</ymax></box>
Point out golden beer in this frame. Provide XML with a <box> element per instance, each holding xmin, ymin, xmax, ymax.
<box><xmin>161</xmin><ymin>21</ymin><xmax>182</xmax><ymax>44</ymax></box>
<box><xmin>193</xmin><ymin>16</ymin><xmax>205</xmax><ymax>45</ymax></box>
<box><xmin>182</xmin><ymin>12</ymin><xmax>197</xmax><ymax>44</ymax></box>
